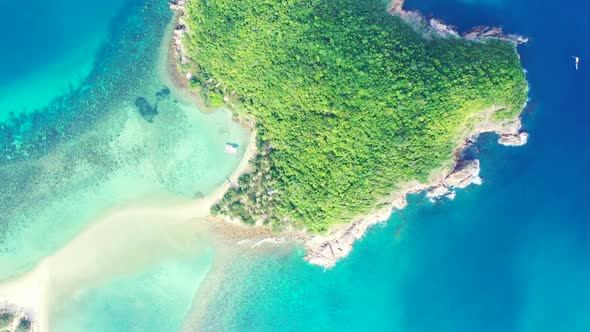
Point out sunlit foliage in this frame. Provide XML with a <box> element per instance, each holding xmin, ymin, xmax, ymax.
<box><xmin>185</xmin><ymin>0</ymin><xmax>527</xmax><ymax>231</ymax></box>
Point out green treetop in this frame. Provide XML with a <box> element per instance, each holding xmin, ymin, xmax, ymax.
<box><xmin>184</xmin><ymin>0</ymin><xmax>528</xmax><ymax>231</ymax></box>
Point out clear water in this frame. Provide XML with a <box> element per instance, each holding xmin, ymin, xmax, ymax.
<box><xmin>2</xmin><ymin>0</ymin><xmax>589</xmax><ymax>331</ymax></box>
<box><xmin>0</xmin><ymin>0</ymin><xmax>129</xmax><ymax>119</ymax></box>
<box><xmin>50</xmin><ymin>243</ymin><xmax>215</xmax><ymax>332</ymax></box>
<box><xmin>184</xmin><ymin>0</ymin><xmax>590</xmax><ymax>331</ymax></box>
<box><xmin>0</xmin><ymin>0</ymin><xmax>249</xmax><ymax>279</ymax></box>
<box><xmin>0</xmin><ymin>0</ymin><xmax>248</xmax><ymax>330</ymax></box>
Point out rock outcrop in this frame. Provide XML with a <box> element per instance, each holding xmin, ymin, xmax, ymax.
<box><xmin>305</xmin><ymin>205</ymin><xmax>398</xmax><ymax>268</ymax></box>
<box><xmin>168</xmin><ymin>1</ymin><xmax>191</xmax><ymax>65</ymax></box>
<box><xmin>305</xmin><ymin>158</ymin><xmax>483</xmax><ymax>268</ymax></box>
<box><xmin>426</xmin><ymin>159</ymin><xmax>482</xmax><ymax>200</ymax></box>
<box><xmin>389</xmin><ymin>0</ymin><xmax>528</xmax><ymax>45</ymax></box>
<box><xmin>464</xmin><ymin>26</ymin><xmax>529</xmax><ymax>45</ymax></box>
<box><xmin>305</xmin><ymin>107</ymin><xmax>529</xmax><ymax>268</ymax></box>
<box><xmin>444</xmin><ymin>160</ymin><xmax>482</xmax><ymax>189</ymax></box>
<box><xmin>167</xmin><ymin>0</ymin><xmax>529</xmax><ymax>269</ymax></box>
<box><xmin>498</xmin><ymin>131</ymin><xmax>529</xmax><ymax>146</ymax></box>
<box><xmin>167</xmin><ymin>0</ymin><xmax>186</xmax><ymax>12</ymax></box>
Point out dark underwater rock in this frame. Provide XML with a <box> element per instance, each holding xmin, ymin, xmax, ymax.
<box><xmin>155</xmin><ymin>86</ymin><xmax>171</xmax><ymax>101</ymax></box>
<box><xmin>134</xmin><ymin>97</ymin><xmax>159</xmax><ymax>123</ymax></box>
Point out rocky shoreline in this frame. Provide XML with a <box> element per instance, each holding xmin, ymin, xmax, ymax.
<box><xmin>166</xmin><ymin>0</ymin><xmax>529</xmax><ymax>269</ymax></box>
<box><xmin>304</xmin><ymin>111</ymin><xmax>528</xmax><ymax>268</ymax></box>
<box><xmin>389</xmin><ymin>0</ymin><xmax>528</xmax><ymax>44</ymax></box>
<box><xmin>168</xmin><ymin>1</ymin><xmax>190</xmax><ymax>66</ymax></box>
<box><xmin>301</xmin><ymin>2</ymin><xmax>530</xmax><ymax>268</ymax></box>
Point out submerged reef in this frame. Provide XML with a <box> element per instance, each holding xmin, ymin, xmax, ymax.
<box><xmin>135</xmin><ymin>97</ymin><xmax>159</xmax><ymax>123</ymax></box>
<box><xmin>0</xmin><ymin>0</ymin><xmax>173</xmax><ymax>164</ymax></box>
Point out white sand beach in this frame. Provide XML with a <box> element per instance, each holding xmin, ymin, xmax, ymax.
<box><xmin>0</xmin><ymin>130</ymin><xmax>256</xmax><ymax>332</ymax></box>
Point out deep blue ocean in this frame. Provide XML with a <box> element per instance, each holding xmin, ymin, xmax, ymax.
<box><xmin>1</xmin><ymin>0</ymin><xmax>589</xmax><ymax>331</ymax></box>
<box><xmin>187</xmin><ymin>0</ymin><xmax>590</xmax><ymax>331</ymax></box>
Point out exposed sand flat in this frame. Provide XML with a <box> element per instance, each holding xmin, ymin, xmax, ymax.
<box><xmin>0</xmin><ymin>130</ymin><xmax>257</xmax><ymax>332</ymax></box>
<box><xmin>0</xmin><ymin>1</ymin><xmax>259</xmax><ymax>328</ymax></box>
<box><xmin>0</xmin><ymin>201</ymin><xmax>211</xmax><ymax>332</ymax></box>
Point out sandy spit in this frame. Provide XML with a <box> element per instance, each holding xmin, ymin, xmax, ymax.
<box><xmin>0</xmin><ymin>129</ymin><xmax>259</xmax><ymax>332</ymax></box>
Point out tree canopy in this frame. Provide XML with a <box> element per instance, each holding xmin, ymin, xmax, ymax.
<box><xmin>184</xmin><ymin>0</ymin><xmax>528</xmax><ymax>231</ymax></box>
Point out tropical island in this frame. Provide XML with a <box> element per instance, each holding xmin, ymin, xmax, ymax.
<box><xmin>170</xmin><ymin>0</ymin><xmax>528</xmax><ymax>267</ymax></box>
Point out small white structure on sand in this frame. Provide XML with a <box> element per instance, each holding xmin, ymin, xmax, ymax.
<box><xmin>224</xmin><ymin>143</ymin><xmax>239</xmax><ymax>154</ymax></box>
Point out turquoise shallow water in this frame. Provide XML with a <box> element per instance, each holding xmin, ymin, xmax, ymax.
<box><xmin>51</xmin><ymin>247</ymin><xmax>214</xmax><ymax>332</ymax></box>
<box><xmin>185</xmin><ymin>0</ymin><xmax>590</xmax><ymax>331</ymax></box>
<box><xmin>2</xmin><ymin>0</ymin><xmax>589</xmax><ymax>331</ymax></box>
<box><xmin>0</xmin><ymin>0</ymin><xmax>128</xmax><ymax>119</ymax></box>
<box><xmin>0</xmin><ymin>0</ymin><xmax>248</xmax><ymax>279</ymax></box>
<box><xmin>0</xmin><ymin>0</ymin><xmax>248</xmax><ymax>330</ymax></box>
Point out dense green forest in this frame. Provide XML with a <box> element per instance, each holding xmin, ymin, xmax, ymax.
<box><xmin>184</xmin><ymin>0</ymin><xmax>527</xmax><ymax>231</ymax></box>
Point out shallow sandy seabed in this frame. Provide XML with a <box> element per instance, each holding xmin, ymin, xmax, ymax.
<box><xmin>0</xmin><ymin>127</ymin><xmax>258</xmax><ymax>332</ymax></box>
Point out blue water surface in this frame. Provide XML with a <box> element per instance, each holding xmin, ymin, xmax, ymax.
<box><xmin>1</xmin><ymin>0</ymin><xmax>589</xmax><ymax>330</ymax></box>
<box><xmin>0</xmin><ymin>0</ymin><xmax>129</xmax><ymax>118</ymax></box>
<box><xmin>0</xmin><ymin>1</ymin><xmax>249</xmax><ymax>330</ymax></box>
<box><xmin>189</xmin><ymin>0</ymin><xmax>590</xmax><ymax>331</ymax></box>
<box><xmin>51</xmin><ymin>248</ymin><xmax>215</xmax><ymax>332</ymax></box>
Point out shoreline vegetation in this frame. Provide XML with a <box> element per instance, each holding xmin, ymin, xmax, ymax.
<box><xmin>0</xmin><ymin>5</ymin><xmax>267</xmax><ymax>330</ymax></box>
<box><xmin>0</xmin><ymin>307</ymin><xmax>35</xmax><ymax>332</ymax></box>
<box><xmin>0</xmin><ymin>260</ymin><xmax>47</xmax><ymax>332</ymax></box>
<box><xmin>171</xmin><ymin>0</ymin><xmax>529</xmax><ymax>268</ymax></box>
<box><xmin>170</xmin><ymin>0</ymin><xmax>528</xmax><ymax>268</ymax></box>
<box><xmin>0</xmin><ymin>0</ymin><xmax>528</xmax><ymax>331</ymax></box>
<box><xmin>0</xmin><ymin>128</ymin><xmax>266</xmax><ymax>332</ymax></box>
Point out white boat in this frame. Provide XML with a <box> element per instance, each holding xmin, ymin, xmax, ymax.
<box><xmin>573</xmin><ymin>56</ymin><xmax>580</xmax><ymax>70</ymax></box>
<box><xmin>224</xmin><ymin>143</ymin><xmax>239</xmax><ymax>154</ymax></box>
